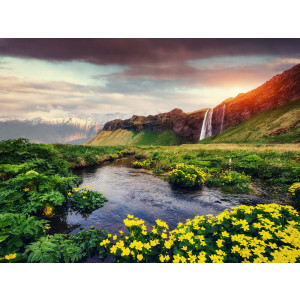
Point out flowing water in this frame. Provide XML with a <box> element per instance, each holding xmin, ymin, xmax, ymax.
<box><xmin>51</xmin><ymin>157</ymin><xmax>275</xmax><ymax>236</ymax></box>
<box><xmin>199</xmin><ymin>108</ymin><xmax>213</xmax><ymax>140</ymax></box>
<box><xmin>218</xmin><ymin>104</ymin><xmax>226</xmax><ymax>134</ymax></box>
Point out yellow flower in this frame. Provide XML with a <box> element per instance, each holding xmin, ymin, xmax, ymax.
<box><xmin>44</xmin><ymin>225</ymin><xmax>51</xmax><ymax>230</ymax></box>
<box><xmin>67</xmin><ymin>192</ymin><xmax>72</xmax><ymax>196</ymax></box>
<box><xmin>43</xmin><ymin>205</ymin><xmax>53</xmax><ymax>216</ymax></box>
<box><xmin>161</xmin><ymin>233</ymin><xmax>167</xmax><ymax>239</ymax></box>
<box><xmin>152</xmin><ymin>228</ymin><xmax>158</xmax><ymax>234</ymax></box>
<box><xmin>83</xmin><ymin>196</ymin><xmax>86</xmax><ymax>199</ymax></box>
<box><xmin>5</xmin><ymin>253</ymin><xmax>16</xmax><ymax>260</ymax></box>
<box><xmin>113</xmin><ymin>235</ymin><xmax>117</xmax><ymax>240</ymax></box>
<box><xmin>137</xmin><ymin>254</ymin><xmax>143</xmax><ymax>261</ymax></box>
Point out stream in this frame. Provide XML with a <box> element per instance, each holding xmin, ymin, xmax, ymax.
<box><xmin>50</xmin><ymin>157</ymin><xmax>276</xmax><ymax>236</ymax></box>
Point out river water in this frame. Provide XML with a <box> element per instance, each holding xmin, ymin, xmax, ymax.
<box><xmin>50</xmin><ymin>157</ymin><xmax>275</xmax><ymax>236</ymax></box>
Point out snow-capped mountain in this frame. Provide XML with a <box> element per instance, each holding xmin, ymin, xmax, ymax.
<box><xmin>0</xmin><ymin>113</ymin><xmax>129</xmax><ymax>144</ymax></box>
<box><xmin>0</xmin><ymin>110</ymin><xmax>162</xmax><ymax>144</ymax></box>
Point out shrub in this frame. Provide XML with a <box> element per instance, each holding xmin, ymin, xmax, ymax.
<box><xmin>0</xmin><ymin>213</ymin><xmax>47</xmax><ymax>258</ymax></box>
<box><xmin>25</xmin><ymin>234</ymin><xmax>66</xmax><ymax>263</ymax></box>
<box><xmin>68</xmin><ymin>186</ymin><xmax>108</xmax><ymax>215</ymax></box>
<box><xmin>132</xmin><ymin>160</ymin><xmax>152</xmax><ymax>169</ymax></box>
<box><xmin>168</xmin><ymin>163</ymin><xmax>206</xmax><ymax>188</ymax></box>
<box><xmin>219</xmin><ymin>170</ymin><xmax>251</xmax><ymax>186</ymax></box>
<box><xmin>288</xmin><ymin>183</ymin><xmax>300</xmax><ymax>202</ymax></box>
<box><xmin>207</xmin><ymin>169</ymin><xmax>252</xmax><ymax>193</ymax></box>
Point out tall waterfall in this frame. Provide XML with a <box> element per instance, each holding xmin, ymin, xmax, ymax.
<box><xmin>219</xmin><ymin>104</ymin><xmax>226</xmax><ymax>133</ymax></box>
<box><xmin>199</xmin><ymin>108</ymin><xmax>213</xmax><ymax>140</ymax></box>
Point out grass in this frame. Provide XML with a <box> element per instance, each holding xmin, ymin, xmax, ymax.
<box><xmin>53</xmin><ymin>144</ymin><xmax>133</xmax><ymax>168</ymax></box>
<box><xmin>85</xmin><ymin>129</ymin><xmax>189</xmax><ymax>146</ymax></box>
<box><xmin>131</xmin><ymin>143</ymin><xmax>300</xmax><ymax>198</ymax></box>
<box><xmin>202</xmin><ymin>98</ymin><xmax>300</xmax><ymax>144</ymax></box>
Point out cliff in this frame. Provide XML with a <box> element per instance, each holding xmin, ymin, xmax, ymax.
<box><xmin>103</xmin><ymin>108</ymin><xmax>207</xmax><ymax>142</ymax></box>
<box><xmin>94</xmin><ymin>63</ymin><xmax>300</xmax><ymax>143</ymax></box>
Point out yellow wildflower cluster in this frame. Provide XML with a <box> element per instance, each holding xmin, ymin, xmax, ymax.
<box><xmin>5</xmin><ymin>253</ymin><xmax>17</xmax><ymax>260</ymax></box>
<box><xmin>124</xmin><ymin>214</ymin><xmax>145</xmax><ymax>227</ymax></box>
<box><xmin>288</xmin><ymin>182</ymin><xmax>300</xmax><ymax>200</ymax></box>
<box><xmin>169</xmin><ymin>163</ymin><xmax>206</xmax><ymax>188</ymax></box>
<box><xmin>98</xmin><ymin>204</ymin><xmax>300</xmax><ymax>263</ymax></box>
<box><xmin>132</xmin><ymin>160</ymin><xmax>152</xmax><ymax>169</ymax></box>
<box><xmin>43</xmin><ymin>205</ymin><xmax>53</xmax><ymax>216</ymax></box>
<box><xmin>219</xmin><ymin>169</ymin><xmax>250</xmax><ymax>186</ymax></box>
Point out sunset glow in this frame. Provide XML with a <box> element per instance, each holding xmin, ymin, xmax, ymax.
<box><xmin>1</xmin><ymin>39</ymin><xmax>300</xmax><ymax>120</ymax></box>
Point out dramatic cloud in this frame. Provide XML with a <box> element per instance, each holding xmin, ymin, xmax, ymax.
<box><xmin>1</xmin><ymin>39</ymin><xmax>300</xmax><ymax>65</ymax></box>
<box><xmin>0</xmin><ymin>39</ymin><xmax>299</xmax><ymax>120</ymax></box>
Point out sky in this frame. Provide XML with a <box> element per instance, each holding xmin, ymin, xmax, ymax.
<box><xmin>0</xmin><ymin>38</ymin><xmax>300</xmax><ymax>120</ymax></box>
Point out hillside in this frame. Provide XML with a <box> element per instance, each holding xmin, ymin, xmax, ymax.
<box><xmin>85</xmin><ymin>129</ymin><xmax>189</xmax><ymax>146</ymax></box>
<box><xmin>92</xmin><ymin>64</ymin><xmax>300</xmax><ymax>144</ymax></box>
<box><xmin>201</xmin><ymin>98</ymin><xmax>300</xmax><ymax>144</ymax></box>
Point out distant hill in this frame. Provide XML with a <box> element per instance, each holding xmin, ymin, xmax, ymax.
<box><xmin>85</xmin><ymin>129</ymin><xmax>189</xmax><ymax>146</ymax></box>
<box><xmin>201</xmin><ymin>98</ymin><xmax>300</xmax><ymax>144</ymax></box>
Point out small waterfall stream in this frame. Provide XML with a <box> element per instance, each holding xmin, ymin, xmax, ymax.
<box><xmin>219</xmin><ymin>104</ymin><xmax>226</xmax><ymax>133</ymax></box>
<box><xmin>199</xmin><ymin>108</ymin><xmax>213</xmax><ymax>140</ymax></box>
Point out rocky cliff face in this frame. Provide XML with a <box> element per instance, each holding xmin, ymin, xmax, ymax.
<box><xmin>100</xmin><ymin>64</ymin><xmax>300</xmax><ymax>143</ymax></box>
<box><xmin>103</xmin><ymin>108</ymin><xmax>207</xmax><ymax>142</ymax></box>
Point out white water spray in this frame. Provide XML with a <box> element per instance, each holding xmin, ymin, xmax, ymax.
<box><xmin>219</xmin><ymin>104</ymin><xmax>226</xmax><ymax>133</ymax></box>
<box><xmin>199</xmin><ymin>108</ymin><xmax>213</xmax><ymax>140</ymax></box>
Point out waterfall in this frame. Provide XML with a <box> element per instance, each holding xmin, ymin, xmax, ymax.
<box><xmin>219</xmin><ymin>104</ymin><xmax>226</xmax><ymax>133</ymax></box>
<box><xmin>199</xmin><ymin>108</ymin><xmax>213</xmax><ymax>140</ymax></box>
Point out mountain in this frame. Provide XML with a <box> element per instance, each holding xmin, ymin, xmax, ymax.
<box><xmin>0</xmin><ymin>111</ymin><xmax>161</xmax><ymax>144</ymax></box>
<box><xmin>87</xmin><ymin>64</ymin><xmax>300</xmax><ymax>146</ymax></box>
<box><xmin>0</xmin><ymin>117</ymin><xmax>103</xmax><ymax>144</ymax></box>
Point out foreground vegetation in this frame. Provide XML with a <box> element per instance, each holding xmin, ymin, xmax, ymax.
<box><xmin>0</xmin><ymin>139</ymin><xmax>129</xmax><ymax>262</ymax></box>
<box><xmin>1</xmin><ymin>139</ymin><xmax>300</xmax><ymax>263</ymax></box>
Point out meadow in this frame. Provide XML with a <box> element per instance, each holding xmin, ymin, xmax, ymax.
<box><xmin>1</xmin><ymin>138</ymin><xmax>300</xmax><ymax>263</ymax></box>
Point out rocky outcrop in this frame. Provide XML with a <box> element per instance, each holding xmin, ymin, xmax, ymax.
<box><xmin>103</xmin><ymin>108</ymin><xmax>207</xmax><ymax>142</ymax></box>
<box><xmin>98</xmin><ymin>63</ymin><xmax>300</xmax><ymax>143</ymax></box>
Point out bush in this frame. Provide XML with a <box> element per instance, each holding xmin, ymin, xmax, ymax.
<box><xmin>289</xmin><ymin>183</ymin><xmax>300</xmax><ymax>202</ymax></box>
<box><xmin>132</xmin><ymin>160</ymin><xmax>152</xmax><ymax>169</ymax></box>
<box><xmin>68</xmin><ymin>186</ymin><xmax>108</xmax><ymax>215</ymax></box>
<box><xmin>169</xmin><ymin>163</ymin><xmax>206</xmax><ymax>188</ymax></box>
<box><xmin>0</xmin><ymin>213</ymin><xmax>47</xmax><ymax>258</ymax></box>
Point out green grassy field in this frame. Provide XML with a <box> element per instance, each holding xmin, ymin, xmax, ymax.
<box><xmin>85</xmin><ymin>129</ymin><xmax>189</xmax><ymax>146</ymax></box>
<box><xmin>202</xmin><ymin>98</ymin><xmax>300</xmax><ymax>144</ymax></box>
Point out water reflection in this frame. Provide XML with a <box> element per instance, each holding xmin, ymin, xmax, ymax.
<box><xmin>53</xmin><ymin>157</ymin><xmax>277</xmax><ymax>235</ymax></box>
